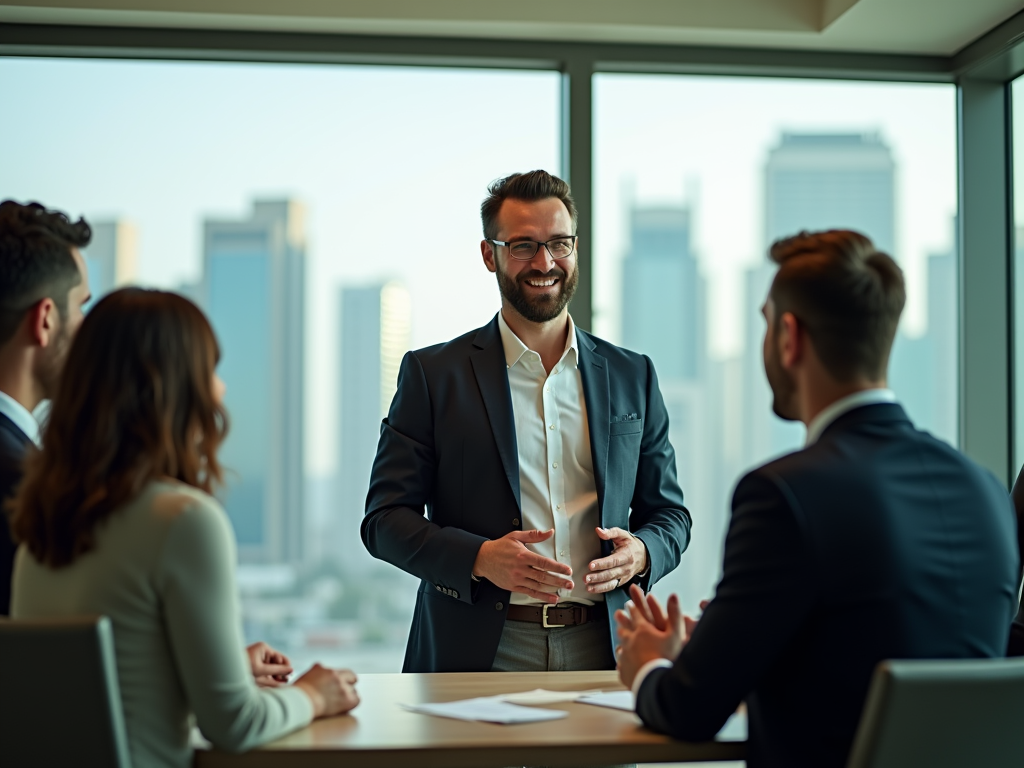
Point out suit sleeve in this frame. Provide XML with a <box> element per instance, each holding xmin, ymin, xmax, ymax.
<box><xmin>361</xmin><ymin>351</ymin><xmax>486</xmax><ymax>605</ymax></box>
<box><xmin>636</xmin><ymin>470</ymin><xmax>814</xmax><ymax>741</ymax></box>
<box><xmin>628</xmin><ymin>355</ymin><xmax>692</xmax><ymax>590</ymax></box>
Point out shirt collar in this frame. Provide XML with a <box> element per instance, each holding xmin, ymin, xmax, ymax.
<box><xmin>804</xmin><ymin>388</ymin><xmax>897</xmax><ymax>447</ymax></box>
<box><xmin>0</xmin><ymin>390</ymin><xmax>42</xmax><ymax>447</ymax></box>
<box><xmin>497</xmin><ymin>311</ymin><xmax>579</xmax><ymax>371</ymax></box>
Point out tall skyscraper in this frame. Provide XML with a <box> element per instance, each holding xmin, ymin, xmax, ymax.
<box><xmin>743</xmin><ymin>132</ymin><xmax>897</xmax><ymax>466</ymax></box>
<box><xmin>619</xmin><ymin>204</ymin><xmax>717</xmax><ymax>608</ymax></box>
<box><xmin>203</xmin><ymin>200</ymin><xmax>306</xmax><ymax>564</ymax></box>
<box><xmin>336</xmin><ymin>281</ymin><xmax>411</xmax><ymax>567</ymax></box>
<box><xmin>764</xmin><ymin>132</ymin><xmax>895</xmax><ymax>253</ymax></box>
<box><xmin>621</xmin><ymin>207</ymin><xmax>705</xmax><ymax>380</ymax></box>
<box><xmin>81</xmin><ymin>220</ymin><xmax>138</xmax><ymax>309</ymax></box>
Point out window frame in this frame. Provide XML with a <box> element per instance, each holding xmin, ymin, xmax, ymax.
<box><xmin>4</xmin><ymin>12</ymin><xmax>1024</xmax><ymax>484</ymax></box>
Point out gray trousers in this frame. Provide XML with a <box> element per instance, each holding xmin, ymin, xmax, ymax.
<box><xmin>490</xmin><ymin>616</ymin><xmax>615</xmax><ymax>672</ymax></box>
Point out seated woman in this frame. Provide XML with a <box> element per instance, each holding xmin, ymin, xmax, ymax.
<box><xmin>9</xmin><ymin>288</ymin><xmax>358</xmax><ymax>768</ymax></box>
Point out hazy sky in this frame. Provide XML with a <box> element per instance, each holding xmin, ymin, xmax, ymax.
<box><xmin>1</xmin><ymin>58</ymin><xmax>958</xmax><ymax>474</ymax></box>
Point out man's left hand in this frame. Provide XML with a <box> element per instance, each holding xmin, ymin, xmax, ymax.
<box><xmin>246</xmin><ymin>641</ymin><xmax>294</xmax><ymax>687</ymax></box>
<box><xmin>586</xmin><ymin>527</ymin><xmax>647</xmax><ymax>594</ymax></box>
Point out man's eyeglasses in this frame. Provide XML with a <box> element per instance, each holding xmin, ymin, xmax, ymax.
<box><xmin>487</xmin><ymin>236</ymin><xmax>577</xmax><ymax>261</ymax></box>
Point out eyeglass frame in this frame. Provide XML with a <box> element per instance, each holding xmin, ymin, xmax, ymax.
<box><xmin>485</xmin><ymin>235</ymin><xmax>578</xmax><ymax>261</ymax></box>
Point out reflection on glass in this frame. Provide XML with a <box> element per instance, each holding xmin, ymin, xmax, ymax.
<box><xmin>595</xmin><ymin>75</ymin><xmax>958</xmax><ymax>610</ymax></box>
<box><xmin>1</xmin><ymin>57</ymin><xmax>561</xmax><ymax>672</ymax></box>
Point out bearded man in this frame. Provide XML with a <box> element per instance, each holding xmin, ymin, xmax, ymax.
<box><xmin>362</xmin><ymin>170</ymin><xmax>690</xmax><ymax>672</ymax></box>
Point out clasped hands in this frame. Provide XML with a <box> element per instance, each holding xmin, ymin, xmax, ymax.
<box><xmin>472</xmin><ymin>527</ymin><xmax>647</xmax><ymax>602</ymax></box>
<box><xmin>614</xmin><ymin>584</ymin><xmax>703</xmax><ymax>689</ymax></box>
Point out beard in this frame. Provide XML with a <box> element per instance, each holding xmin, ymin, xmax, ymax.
<box><xmin>764</xmin><ymin>336</ymin><xmax>798</xmax><ymax>421</ymax></box>
<box><xmin>38</xmin><ymin>320</ymin><xmax>72</xmax><ymax>400</ymax></box>
<box><xmin>495</xmin><ymin>259</ymin><xmax>579</xmax><ymax>324</ymax></box>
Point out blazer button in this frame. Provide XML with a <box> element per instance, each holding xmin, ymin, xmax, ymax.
<box><xmin>435</xmin><ymin>585</ymin><xmax>441</xmax><ymax>591</ymax></box>
<box><xmin>453</xmin><ymin>591</ymin><xmax>459</xmax><ymax>599</ymax></box>
<box><xmin>513</xmin><ymin>518</ymin><xmax>520</xmax><ymax>526</ymax></box>
<box><xmin>495</xmin><ymin>602</ymin><xmax>504</xmax><ymax>611</ymax></box>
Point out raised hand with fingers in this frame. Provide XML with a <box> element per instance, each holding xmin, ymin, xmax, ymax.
<box><xmin>615</xmin><ymin>584</ymin><xmax>694</xmax><ymax>689</ymax></box>
<box><xmin>246</xmin><ymin>641</ymin><xmax>293</xmax><ymax>687</ymax></box>
<box><xmin>472</xmin><ymin>528</ymin><xmax>574</xmax><ymax>604</ymax></box>
<box><xmin>585</xmin><ymin>527</ymin><xmax>648</xmax><ymax>594</ymax></box>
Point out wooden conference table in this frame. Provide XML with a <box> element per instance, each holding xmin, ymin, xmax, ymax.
<box><xmin>195</xmin><ymin>670</ymin><xmax>746</xmax><ymax>767</ymax></box>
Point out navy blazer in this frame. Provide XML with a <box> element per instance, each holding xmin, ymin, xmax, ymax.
<box><xmin>636</xmin><ymin>403</ymin><xmax>1019</xmax><ymax>768</ymax></box>
<box><xmin>0</xmin><ymin>411</ymin><xmax>31</xmax><ymax>615</ymax></box>
<box><xmin>362</xmin><ymin>315</ymin><xmax>691</xmax><ymax>672</ymax></box>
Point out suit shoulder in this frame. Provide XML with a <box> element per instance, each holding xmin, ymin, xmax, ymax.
<box><xmin>407</xmin><ymin>324</ymin><xmax>490</xmax><ymax>366</ymax></box>
<box><xmin>579</xmin><ymin>329</ymin><xmax>651</xmax><ymax>371</ymax></box>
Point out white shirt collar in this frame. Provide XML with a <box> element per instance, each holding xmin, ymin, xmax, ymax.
<box><xmin>497</xmin><ymin>311</ymin><xmax>579</xmax><ymax>371</ymax></box>
<box><xmin>0</xmin><ymin>390</ymin><xmax>42</xmax><ymax>447</ymax></box>
<box><xmin>804</xmin><ymin>388</ymin><xmax>897</xmax><ymax>447</ymax></box>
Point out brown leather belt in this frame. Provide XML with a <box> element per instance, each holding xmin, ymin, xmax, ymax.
<box><xmin>506</xmin><ymin>603</ymin><xmax>602</xmax><ymax>628</ymax></box>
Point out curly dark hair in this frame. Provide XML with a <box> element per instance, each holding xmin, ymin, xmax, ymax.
<box><xmin>0</xmin><ymin>200</ymin><xmax>90</xmax><ymax>346</ymax></box>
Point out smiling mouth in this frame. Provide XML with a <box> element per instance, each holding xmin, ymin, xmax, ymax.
<box><xmin>523</xmin><ymin>277</ymin><xmax>559</xmax><ymax>288</ymax></box>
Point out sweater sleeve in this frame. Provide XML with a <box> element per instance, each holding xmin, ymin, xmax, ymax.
<box><xmin>158</xmin><ymin>495</ymin><xmax>313</xmax><ymax>752</ymax></box>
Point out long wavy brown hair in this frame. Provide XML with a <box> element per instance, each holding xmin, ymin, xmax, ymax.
<box><xmin>9</xmin><ymin>288</ymin><xmax>229</xmax><ymax>567</ymax></box>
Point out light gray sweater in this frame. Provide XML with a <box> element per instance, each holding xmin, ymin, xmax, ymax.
<box><xmin>12</xmin><ymin>480</ymin><xmax>313</xmax><ymax>768</ymax></box>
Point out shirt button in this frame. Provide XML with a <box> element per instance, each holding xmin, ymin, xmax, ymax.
<box><xmin>560</xmin><ymin>550</ymin><xmax>566</xmax><ymax>557</ymax></box>
<box><xmin>556</xmin><ymin>504</ymin><xmax>562</xmax><ymax>510</ymax></box>
<box><xmin>549</xmin><ymin>424</ymin><xmax>555</xmax><ymax>430</ymax></box>
<box><xmin>552</xmin><ymin>462</ymin><xmax>558</xmax><ymax>469</ymax></box>
<box><xmin>495</xmin><ymin>602</ymin><xmax>504</xmax><ymax>611</ymax></box>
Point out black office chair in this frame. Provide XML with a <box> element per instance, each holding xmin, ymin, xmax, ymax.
<box><xmin>0</xmin><ymin>615</ymin><xmax>132</xmax><ymax>768</ymax></box>
<box><xmin>1008</xmin><ymin>465</ymin><xmax>1024</xmax><ymax>655</ymax></box>
<box><xmin>846</xmin><ymin>657</ymin><xmax>1024</xmax><ymax>768</ymax></box>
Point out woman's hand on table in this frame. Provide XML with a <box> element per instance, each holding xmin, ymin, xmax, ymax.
<box><xmin>246</xmin><ymin>641</ymin><xmax>293</xmax><ymax>687</ymax></box>
<box><xmin>295</xmin><ymin>664</ymin><xmax>360</xmax><ymax>717</ymax></box>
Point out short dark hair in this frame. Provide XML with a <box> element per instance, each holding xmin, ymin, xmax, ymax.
<box><xmin>0</xmin><ymin>200</ymin><xmax>90</xmax><ymax>346</ymax></box>
<box><xmin>768</xmin><ymin>230</ymin><xmax>906</xmax><ymax>382</ymax></box>
<box><xmin>481</xmin><ymin>170</ymin><xmax>578</xmax><ymax>240</ymax></box>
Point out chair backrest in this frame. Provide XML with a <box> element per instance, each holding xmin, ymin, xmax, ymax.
<box><xmin>847</xmin><ymin>657</ymin><xmax>1024</xmax><ymax>768</ymax></box>
<box><xmin>0</xmin><ymin>615</ymin><xmax>132</xmax><ymax>768</ymax></box>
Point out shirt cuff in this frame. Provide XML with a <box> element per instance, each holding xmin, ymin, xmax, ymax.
<box><xmin>632</xmin><ymin>658</ymin><xmax>673</xmax><ymax>703</ymax></box>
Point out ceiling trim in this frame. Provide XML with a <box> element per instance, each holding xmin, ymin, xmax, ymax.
<box><xmin>0</xmin><ymin>22</ymin><xmax>953</xmax><ymax>83</ymax></box>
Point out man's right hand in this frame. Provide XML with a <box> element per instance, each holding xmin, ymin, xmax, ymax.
<box><xmin>472</xmin><ymin>529</ymin><xmax>573</xmax><ymax>604</ymax></box>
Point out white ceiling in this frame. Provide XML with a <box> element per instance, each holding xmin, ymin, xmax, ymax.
<box><xmin>0</xmin><ymin>0</ymin><xmax>1021</xmax><ymax>56</ymax></box>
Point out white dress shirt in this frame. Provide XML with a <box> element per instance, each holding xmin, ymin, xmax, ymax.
<box><xmin>630</xmin><ymin>387</ymin><xmax>900</xmax><ymax>704</ymax></box>
<box><xmin>498</xmin><ymin>311</ymin><xmax>602</xmax><ymax>606</ymax></box>
<box><xmin>0</xmin><ymin>390</ymin><xmax>41</xmax><ymax>447</ymax></box>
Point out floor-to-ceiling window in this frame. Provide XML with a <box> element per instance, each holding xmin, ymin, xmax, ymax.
<box><xmin>0</xmin><ymin>57</ymin><xmax>562</xmax><ymax>671</ymax></box>
<box><xmin>594</xmin><ymin>74</ymin><xmax>958</xmax><ymax>610</ymax></box>
<box><xmin>1011</xmin><ymin>74</ymin><xmax>1024</xmax><ymax>478</ymax></box>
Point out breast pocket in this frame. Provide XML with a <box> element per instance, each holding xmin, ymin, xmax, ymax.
<box><xmin>609</xmin><ymin>419</ymin><xmax>643</xmax><ymax>436</ymax></box>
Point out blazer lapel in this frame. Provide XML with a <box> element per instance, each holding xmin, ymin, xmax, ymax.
<box><xmin>577</xmin><ymin>332</ymin><xmax>609</xmax><ymax>522</ymax></box>
<box><xmin>471</xmin><ymin>317</ymin><xmax>521</xmax><ymax>510</ymax></box>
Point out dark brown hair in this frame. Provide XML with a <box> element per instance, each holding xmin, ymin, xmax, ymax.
<box><xmin>768</xmin><ymin>230</ymin><xmax>906</xmax><ymax>382</ymax></box>
<box><xmin>9</xmin><ymin>288</ymin><xmax>228</xmax><ymax>567</ymax></box>
<box><xmin>480</xmin><ymin>170</ymin><xmax>578</xmax><ymax>240</ymax></box>
<box><xmin>0</xmin><ymin>200</ymin><xmax>90</xmax><ymax>345</ymax></box>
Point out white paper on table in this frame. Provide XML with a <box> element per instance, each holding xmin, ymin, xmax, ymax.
<box><xmin>716</xmin><ymin>712</ymin><xmax>747</xmax><ymax>742</ymax></box>
<box><xmin>498</xmin><ymin>689</ymin><xmax>596</xmax><ymax>705</ymax></box>
<box><xmin>576</xmin><ymin>690</ymin><xmax>635</xmax><ymax>712</ymax></box>
<box><xmin>400</xmin><ymin>697</ymin><xmax>569</xmax><ymax>724</ymax></box>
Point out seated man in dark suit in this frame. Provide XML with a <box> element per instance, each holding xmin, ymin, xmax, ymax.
<box><xmin>0</xmin><ymin>201</ymin><xmax>92</xmax><ymax>614</ymax></box>
<box><xmin>615</xmin><ymin>230</ymin><xmax>1020</xmax><ymax>768</ymax></box>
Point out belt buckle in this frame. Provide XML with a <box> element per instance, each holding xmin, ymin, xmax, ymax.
<box><xmin>542</xmin><ymin>604</ymin><xmax>565</xmax><ymax>628</ymax></box>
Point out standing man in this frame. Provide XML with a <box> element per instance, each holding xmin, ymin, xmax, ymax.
<box><xmin>615</xmin><ymin>230</ymin><xmax>1019</xmax><ymax>768</ymax></box>
<box><xmin>362</xmin><ymin>170</ymin><xmax>690</xmax><ymax>672</ymax></box>
<box><xmin>0</xmin><ymin>200</ymin><xmax>92</xmax><ymax>614</ymax></box>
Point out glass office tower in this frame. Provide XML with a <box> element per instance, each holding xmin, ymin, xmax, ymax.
<box><xmin>203</xmin><ymin>200</ymin><xmax>306</xmax><ymax>564</ymax></box>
